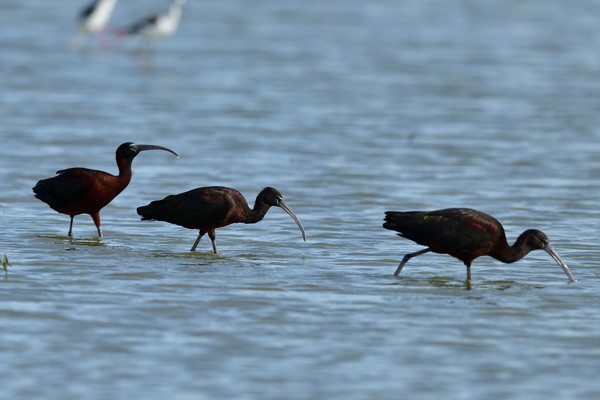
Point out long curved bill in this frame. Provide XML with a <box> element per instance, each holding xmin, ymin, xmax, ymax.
<box><xmin>278</xmin><ymin>200</ymin><xmax>307</xmax><ymax>242</ymax></box>
<box><xmin>545</xmin><ymin>244</ymin><xmax>576</xmax><ymax>282</ymax></box>
<box><xmin>136</xmin><ymin>144</ymin><xmax>180</xmax><ymax>157</ymax></box>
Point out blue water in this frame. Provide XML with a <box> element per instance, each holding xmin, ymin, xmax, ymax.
<box><xmin>1</xmin><ymin>1</ymin><xmax>600</xmax><ymax>399</ymax></box>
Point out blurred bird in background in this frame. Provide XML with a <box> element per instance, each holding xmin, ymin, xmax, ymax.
<box><xmin>125</xmin><ymin>0</ymin><xmax>187</xmax><ymax>57</ymax></box>
<box><xmin>71</xmin><ymin>0</ymin><xmax>120</xmax><ymax>50</ymax></box>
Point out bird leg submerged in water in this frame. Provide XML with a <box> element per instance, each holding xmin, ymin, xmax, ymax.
<box><xmin>383</xmin><ymin>208</ymin><xmax>575</xmax><ymax>283</ymax></box>
<box><xmin>191</xmin><ymin>230</ymin><xmax>217</xmax><ymax>253</ymax></box>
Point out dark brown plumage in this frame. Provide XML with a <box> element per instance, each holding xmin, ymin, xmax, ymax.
<box><xmin>33</xmin><ymin>142</ymin><xmax>178</xmax><ymax>237</ymax></box>
<box><xmin>137</xmin><ymin>186</ymin><xmax>306</xmax><ymax>253</ymax></box>
<box><xmin>383</xmin><ymin>208</ymin><xmax>575</xmax><ymax>282</ymax></box>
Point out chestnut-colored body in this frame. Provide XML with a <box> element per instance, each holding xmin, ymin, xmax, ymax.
<box><xmin>137</xmin><ymin>186</ymin><xmax>306</xmax><ymax>253</ymax></box>
<box><xmin>383</xmin><ymin>208</ymin><xmax>575</xmax><ymax>282</ymax></box>
<box><xmin>33</xmin><ymin>142</ymin><xmax>178</xmax><ymax>237</ymax></box>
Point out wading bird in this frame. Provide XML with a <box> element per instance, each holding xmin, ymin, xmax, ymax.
<box><xmin>383</xmin><ymin>208</ymin><xmax>575</xmax><ymax>282</ymax></box>
<box><xmin>137</xmin><ymin>186</ymin><xmax>306</xmax><ymax>253</ymax></box>
<box><xmin>71</xmin><ymin>0</ymin><xmax>120</xmax><ymax>50</ymax></box>
<box><xmin>33</xmin><ymin>142</ymin><xmax>179</xmax><ymax>237</ymax></box>
<box><xmin>125</xmin><ymin>0</ymin><xmax>186</xmax><ymax>47</ymax></box>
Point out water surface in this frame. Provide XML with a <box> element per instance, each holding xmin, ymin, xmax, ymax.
<box><xmin>1</xmin><ymin>1</ymin><xmax>600</xmax><ymax>399</ymax></box>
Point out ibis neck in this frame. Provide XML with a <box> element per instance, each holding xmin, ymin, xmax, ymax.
<box><xmin>245</xmin><ymin>200</ymin><xmax>272</xmax><ymax>224</ymax></box>
<box><xmin>115</xmin><ymin>157</ymin><xmax>134</xmax><ymax>186</ymax></box>
<box><xmin>492</xmin><ymin>233</ymin><xmax>533</xmax><ymax>263</ymax></box>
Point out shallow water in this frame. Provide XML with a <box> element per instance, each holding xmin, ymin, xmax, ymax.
<box><xmin>1</xmin><ymin>0</ymin><xmax>600</xmax><ymax>399</ymax></box>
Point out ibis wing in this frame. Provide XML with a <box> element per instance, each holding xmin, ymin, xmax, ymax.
<box><xmin>429</xmin><ymin>210</ymin><xmax>500</xmax><ymax>256</ymax></box>
<box><xmin>33</xmin><ymin>168</ymin><xmax>91</xmax><ymax>210</ymax></box>
<box><xmin>138</xmin><ymin>188</ymin><xmax>235</xmax><ymax>230</ymax></box>
<box><xmin>385</xmin><ymin>208</ymin><xmax>502</xmax><ymax>256</ymax></box>
<box><xmin>178</xmin><ymin>191</ymin><xmax>233</xmax><ymax>228</ymax></box>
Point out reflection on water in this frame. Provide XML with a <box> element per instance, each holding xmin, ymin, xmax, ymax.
<box><xmin>427</xmin><ymin>276</ymin><xmax>468</xmax><ymax>288</ymax></box>
<box><xmin>1</xmin><ymin>0</ymin><xmax>600</xmax><ymax>399</ymax></box>
<box><xmin>2</xmin><ymin>254</ymin><xmax>9</xmax><ymax>280</ymax></box>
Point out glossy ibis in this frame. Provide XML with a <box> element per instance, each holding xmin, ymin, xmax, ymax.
<box><xmin>383</xmin><ymin>208</ymin><xmax>575</xmax><ymax>282</ymax></box>
<box><xmin>71</xmin><ymin>0</ymin><xmax>119</xmax><ymax>50</ymax></box>
<box><xmin>33</xmin><ymin>142</ymin><xmax>179</xmax><ymax>237</ymax></box>
<box><xmin>137</xmin><ymin>186</ymin><xmax>306</xmax><ymax>253</ymax></box>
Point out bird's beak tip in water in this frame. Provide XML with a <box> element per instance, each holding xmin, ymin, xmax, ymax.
<box><xmin>545</xmin><ymin>244</ymin><xmax>576</xmax><ymax>283</ymax></box>
<box><xmin>278</xmin><ymin>200</ymin><xmax>307</xmax><ymax>242</ymax></box>
<box><xmin>135</xmin><ymin>144</ymin><xmax>180</xmax><ymax>158</ymax></box>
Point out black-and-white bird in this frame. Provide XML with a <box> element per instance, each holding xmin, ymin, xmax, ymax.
<box><xmin>71</xmin><ymin>0</ymin><xmax>119</xmax><ymax>50</ymax></box>
<box><xmin>126</xmin><ymin>0</ymin><xmax>187</xmax><ymax>42</ymax></box>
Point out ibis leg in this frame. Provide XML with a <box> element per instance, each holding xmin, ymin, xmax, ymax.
<box><xmin>91</xmin><ymin>212</ymin><xmax>103</xmax><ymax>238</ymax></box>
<box><xmin>68</xmin><ymin>216</ymin><xmax>74</xmax><ymax>237</ymax></box>
<box><xmin>208</xmin><ymin>231</ymin><xmax>218</xmax><ymax>254</ymax></box>
<box><xmin>395</xmin><ymin>248</ymin><xmax>431</xmax><ymax>277</ymax></box>
<box><xmin>466</xmin><ymin>263</ymin><xmax>472</xmax><ymax>281</ymax></box>
<box><xmin>191</xmin><ymin>231</ymin><xmax>205</xmax><ymax>252</ymax></box>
